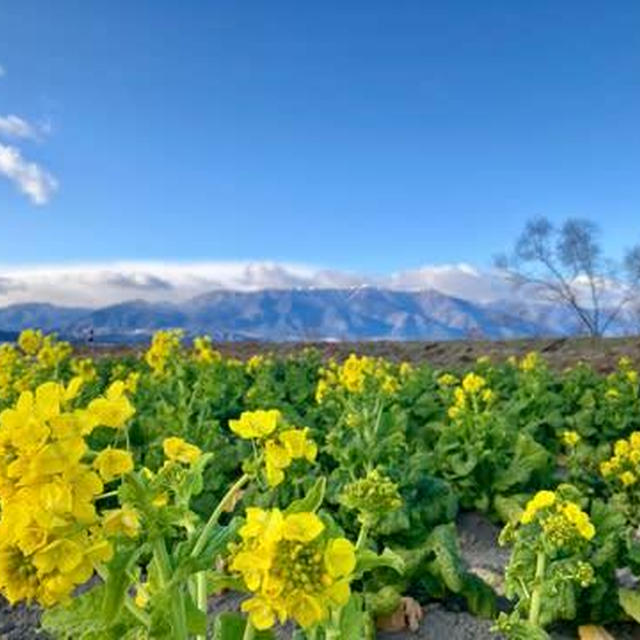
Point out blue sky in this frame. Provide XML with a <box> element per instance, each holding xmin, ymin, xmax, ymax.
<box><xmin>0</xmin><ymin>0</ymin><xmax>639</xmax><ymax>275</ymax></box>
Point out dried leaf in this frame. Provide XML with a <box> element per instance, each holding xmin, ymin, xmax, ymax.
<box><xmin>578</xmin><ymin>625</ymin><xmax>615</xmax><ymax>640</ymax></box>
<box><xmin>376</xmin><ymin>597</ymin><xmax>423</xmax><ymax>633</ymax></box>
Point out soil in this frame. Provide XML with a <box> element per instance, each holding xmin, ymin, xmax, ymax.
<box><xmin>0</xmin><ymin>598</ymin><xmax>42</xmax><ymax>639</ymax></box>
<box><xmin>83</xmin><ymin>336</ymin><xmax>640</xmax><ymax>373</ymax></box>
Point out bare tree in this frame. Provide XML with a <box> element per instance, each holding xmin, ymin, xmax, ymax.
<box><xmin>496</xmin><ymin>217</ymin><xmax>640</xmax><ymax>337</ymax></box>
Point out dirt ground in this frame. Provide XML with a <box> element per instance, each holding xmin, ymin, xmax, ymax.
<box><xmin>84</xmin><ymin>336</ymin><xmax>640</xmax><ymax>373</ymax></box>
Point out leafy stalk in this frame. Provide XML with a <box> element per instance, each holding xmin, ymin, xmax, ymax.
<box><xmin>528</xmin><ymin>549</ymin><xmax>546</xmax><ymax>627</ymax></box>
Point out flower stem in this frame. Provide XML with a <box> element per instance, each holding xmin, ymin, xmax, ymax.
<box><xmin>192</xmin><ymin>473</ymin><xmax>251</xmax><ymax>558</ymax></box>
<box><xmin>192</xmin><ymin>473</ymin><xmax>251</xmax><ymax>640</ymax></box>
<box><xmin>528</xmin><ymin>549</ymin><xmax>546</xmax><ymax>627</ymax></box>
<box><xmin>153</xmin><ymin>537</ymin><xmax>188</xmax><ymax>640</ymax></box>
<box><xmin>242</xmin><ymin>619</ymin><xmax>256</xmax><ymax>640</ymax></box>
<box><xmin>93</xmin><ymin>563</ymin><xmax>151</xmax><ymax>628</ymax></box>
<box><xmin>356</xmin><ymin>522</ymin><xmax>369</xmax><ymax>551</ymax></box>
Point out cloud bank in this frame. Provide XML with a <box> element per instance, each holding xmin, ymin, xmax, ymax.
<box><xmin>0</xmin><ymin>261</ymin><xmax>512</xmax><ymax>308</ymax></box>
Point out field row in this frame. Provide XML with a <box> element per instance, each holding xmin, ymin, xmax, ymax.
<box><xmin>1</xmin><ymin>329</ymin><xmax>640</xmax><ymax>638</ymax></box>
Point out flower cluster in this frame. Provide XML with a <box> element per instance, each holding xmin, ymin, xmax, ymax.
<box><xmin>600</xmin><ymin>432</ymin><xmax>640</xmax><ymax>487</ymax></box>
<box><xmin>144</xmin><ymin>329</ymin><xmax>183</xmax><ymax>376</ymax></box>
<box><xmin>70</xmin><ymin>358</ymin><xmax>97</xmax><ymax>383</ymax></box>
<box><xmin>520</xmin><ymin>490</ymin><xmax>595</xmax><ymax>546</ymax></box>
<box><xmin>17</xmin><ymin>329</ymin><xmax>43</xmax><ymax>356</ymax></box>
<box><xmin>230</xmin><ymin>508</ymin><xmax>356</xmax><ymax>630</ymax></box>
<box><xmin>339</xmin><ymin>469</ymin><xmax>403</xmax><ymax>527</ymax></box>
<box><xmin>36</xmin><ymin>335</ymin><xmax>72</xmax><ymax>370</ymax></box>
<box><xmin>229</xmin><ymin>410</ymin><xmax>317</xmax><ymax>487</ymax></box>
<box><xmin>447</xmin><ymin>372</ymin><xmax>494</xmax><ymax>419</ymax></box>
<box><xmin>316</xmin><ymin>354</ymin><xmax>399</xmax><ymax>402</ymax></box>
<box><xmin>561</xmin><ymin>430</ymin><xmax>581</xmax><ymax>448</ymax></box>
<box><xmin>0</xmin><ymin>330</ymin><xmax>74</xmax><ymax>402</ymax></box>
<box><xmin>163</xmin><ymin>436</ymin><xmax>202</xmax><ymax>465</ymax></box>
<box><xmin>193</xmin><ymin>335</ymin><xmax>221</xmax><ymax>364</ymax></box>
<box><xmin>518</xmin><ymin>351</ymin><xmax>545</xmax><ymax>373</ymax></box>
<box><xmin>0</xmin><ymin>380</ymin><xmax>136</xmax><ymax>606</ymax></box>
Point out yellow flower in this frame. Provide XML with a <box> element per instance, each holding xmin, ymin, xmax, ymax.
<box><xmin>520</xmin><ymin>352</ymin><xmax>542</xmax><ymax>372</ymax></box>
<box><xmin>461</xmin><ymin>372</ymin><xmax>486</xmax><ymax>394</ymax></box>
<box><xmin>561</xmin><ymin>431</ymin><xmax>581</xmax><ymax>448</ymax></box>
<box><xmin>18</xmin><ymin>329</ymin><xmax>43</xmax><ymax>356</ymax></box>
<box><xmin>193</xmin><ymin>335</ymin><xmax>220</xmax><ymax>364</ymax></box>
<box><xmin>621</xmin><ymin>471</ymin><xmax>637</xmax><ymax>487</ymax></box>
<box><xmin>229</xmin><ymin>409</ymin><xmax>280</xmax><ymax>440</ymax></box>
<box><xmin>264</xmin><ymin>440</ymin><xmax>292</xmax><ymax>487</ymax></box>
<box><xmin>87</xmin><ymin>381</ymin><xmax>135</xmax><ymax>429</ymax></box>
<box><xmin>246</xmin><ymin>354</ymin><xmax>265</xmax><ymax>373</ymax></box>
<box><xmin>124</xmin><ymin>372</ymin><xmax>140</xmax><ymax>394</ymax></box>
<box><xmin>278</xmin><ymin>429</ymin><xmax>317</xmax><ymax>463</ymax></box>
<box><xmin>103</xmin><ymin>506</ymin><xmax>141</xmax><ymax>538</ymax></box>
<box><xmin>521</xmin><ymin>490</ymin><xmax>555</xmax><ymax>524</ymax></box>
<box><xmin>282</xmin><ymin>512</ymin><xmax>325</xmax><ymax>542</ymax></box>
<box><xmin>324</xmin><ymin>538</ymin><xmax>356</xmax><ymax>577</ymax></box>
<box><xmin>231</xmin><ymin>507</ymin><xmax>355</xmax><ymax>631</ymax></box>
<box><xmin>315</xmin><ymin>379</ymin><xmax>329</xmax><ymax>404</ymax></box>
<box><xmin>134</xmin><ymin>583</ymin><xmax>150</xmax><ymax>608</ymax></box>
<box><xmin>93</xmin><ymin>448</ymin><xmax>134</xmax><ymax>482</ymax></box>
<box><xmin>631</xmin><ymin>432</ymin><xmax>640</xmax><ymax>451</ymax></box>
<box><xmin>600</xmin><ymin>461</ymin><xmax>613</xmax><ymax>477</ymax></box>
<box><xmin>614</xmin><ymin>439</ymin><xmax>630</xmax><ymax>458</ymax></box>
<box><xmin>163</xmin><ymin>437</ymin><xmax>202</xmax><ymax>464</ymax></box>
<box><xmin>144</xmin><ymin>329</ymin><xmax>183</xmax><ymax>375</ymax></box>
<box><xmin>481</xmin><ymin>389</ymin><xmax>495</xmax><ymax>404</ymax></box>
<box><xmin>70</xmin><ymin>358</ymin><xmax>96</xmax><ymax>383</ymax></box>
<box><xmin>399</xmin><ymin>362</ymin><xmax>413</xmax><ymax>378</ymax></box>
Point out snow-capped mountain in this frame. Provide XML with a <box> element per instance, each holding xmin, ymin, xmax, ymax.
<box><xmin>0</xmin><ymin>262</ymin><xmax>635</xmax><ymax>342</ymax></box>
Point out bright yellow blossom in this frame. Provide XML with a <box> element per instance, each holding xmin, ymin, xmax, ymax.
<box><xmin>163</xmin><ymin>437</ymin><xmax>202</xmax><ymax>464</ymax></box>
<box><xmin>231</xmin><ymin>508</ymin><xmax>355</xmax><ymax>630</ymax></box>
<box><xmin>93</xmin><ymin>448</ymin><xmax>134</xmax><ymax>483</ymax></box>
<box><xmin>229</xmin><ymin>409</ymin><xmax>280</xmax><ymax>440</ymax></box>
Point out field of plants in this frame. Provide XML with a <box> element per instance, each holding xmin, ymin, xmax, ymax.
<box><xmin>2</xmin><ymin>329</ymin><xmax>640</xmax><ymax>639</ymax></box>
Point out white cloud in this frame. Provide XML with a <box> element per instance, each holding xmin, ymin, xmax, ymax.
<box><xmin>0</xmin><ymin>143</ymin><xmax>58</xmax><ymax>205</ymax></box>
<box><xmin>0</xmin><ymin>261</ymin><xmax>512</xmax><ymax>308</ymax></box>
<box><xmin>0</xmin><ymin>115</ymin><xmax>41</xmax><ymax>140</ymax></box>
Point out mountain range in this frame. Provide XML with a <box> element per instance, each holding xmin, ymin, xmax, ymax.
<box><xmin>0</xmin><ymin>262</ymin><xmax>635</xmax><ymax>342</ymax></box>
<box><xmin>0</xmin><ymin>287</ymin><xmax>612</xmax><ymax>343</ymax></box>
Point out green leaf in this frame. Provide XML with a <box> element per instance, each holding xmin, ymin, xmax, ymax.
<box><xmin>424</xmin><ymin>523</ymin><xmax>465</xmax><ymax>593</ymax></box>
<box><xmin>619</xmin><ymin>588</ymin><xmax>640</xmax><ymax>623</ymax></box>
<box><xmin>364</xmin><ymin>586</ymin><xmax>403</xmax><ymax>617</ymax></box>
<box><xmin>184</xmin><ymin>594</ymin><xmax>207</xmax><ymax>635</ymax></box>
<box><xmin>212</xmin><ymin>612</ymin><xmax>276</xmax><ymax>640</ymax></box>
<box><xmin>101</xmin><ymin>545</ymin><xmax>145</xmax><ymax>623</ymax></box>
<box><xmin>41</xmin><ymin>584</ymin><xmax>141</xmax><ymax>639</ymax></box>
<box><xmin>461</xmin><ymin>573</ymin><xmax>496</xmax><ymax>618</ymax></box>
<box><xmin>493</xmin><ymin>494</ymin><xmax>525</xmax><ymax>524</ymax></box>
<box><xmin>355</xmin><ymin>547</ymin><xmax>405</xmax><ymax>578</ymax></box>
<box><xmin>335</xmin><ymin>594</ymin><xmax>373</xmax><ymax>640</ymax></box>
<box><xmin>285</xmin><ymin>477</ymin><xmax>326</xmax><ymax>514</ymax></box>
<box><xmin>492</xmin><ymin>434</ymin><xmax>550</xmax><ymax>493</ymax></box>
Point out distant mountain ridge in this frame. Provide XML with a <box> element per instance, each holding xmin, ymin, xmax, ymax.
<box><xmin>0</xmin><ymin>286</ymin><xmax>619</xmax><ymax>343</ymax></box>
